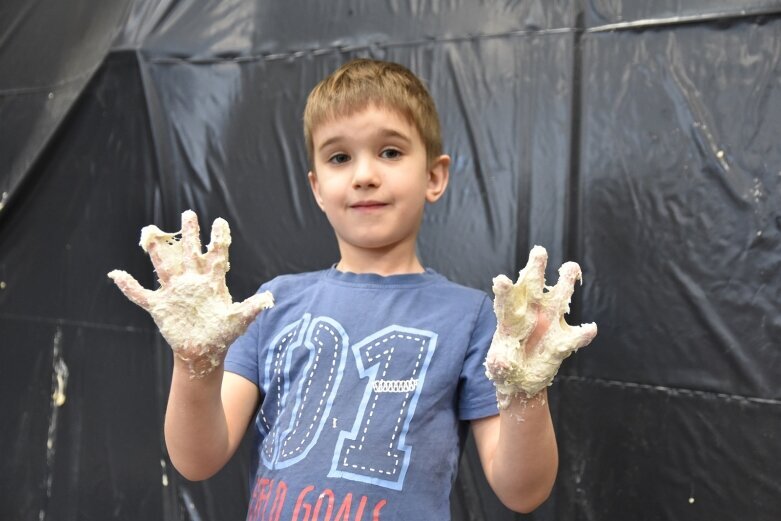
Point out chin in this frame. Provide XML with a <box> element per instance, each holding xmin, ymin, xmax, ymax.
<box><xmin>341</xmin><ymin>233</ymin><xmax>403</xmax><ymax>252</ymax></box>
<box><xmin>351</xmin><ymin>239</ymin><xmax>396</xmax><ymax>250</ymax></box>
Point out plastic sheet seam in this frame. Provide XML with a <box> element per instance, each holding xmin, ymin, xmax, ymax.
<box><xmin>558</xmin><ymin>375</ymin><xmax>781</xmax><ymax>405</ymax></box>
<box><xmin>0</xmin><ymin>68</ymin><xmax>95</xmax><ymax>97</ymax></box>
<box><xmin>145</xmin><ymin>28</ymin><xmax>573</xmax><ymax>65</ymax></box>
<box><xmin>0</xmin><ymin>312</ymin><xmax>153</xmax><ymax>334</ymax></box>
<box><xmin>587</xmin><ymin>8</ymin><xmax>781</xmax><ymax>33</ymax></box>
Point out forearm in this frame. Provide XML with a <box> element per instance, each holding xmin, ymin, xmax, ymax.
<box><xmin>164</xmin><ymin>358</ymin><xmax>231</xmax><ymax>480</ymax></box>
<box><xmin>109</xmin><ymin>211</ymin><xmax>270</xmax><ymax>480</ymax></box>
<box><xmin>485</xmin><ymin>391</ymin><xmax>558</xmax><ymax>512</ymax></box>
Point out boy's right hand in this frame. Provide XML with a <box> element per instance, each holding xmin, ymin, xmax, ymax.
<box><xmin>108</xmin><ymin>210</ymin><xmax>273</xmax><ymax>378</ymax></box>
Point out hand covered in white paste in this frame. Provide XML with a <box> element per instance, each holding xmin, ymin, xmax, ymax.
<box><xmin>108</xmin><ymin>210</ymin><xmax>274</xmax><ymax>378</ymax></box>
<box><xmin>485</xmin><ymin>246</ymin><xmax>597</xmax><ymax>407</ymax></box>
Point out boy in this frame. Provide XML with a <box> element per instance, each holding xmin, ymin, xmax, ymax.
<box><xmin>108</xmin><ymin>59</ymin><xmax>596</xmax><ymax>520</ymax></box>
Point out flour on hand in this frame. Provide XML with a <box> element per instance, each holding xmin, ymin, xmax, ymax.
<box><xmin>485</xmin><ymin>246</ymin><xmax>597</xmax><ymax>408</ymax></box>
<box><xmin>108</xmin><ymin>210</ymin><xmax>273</xmax><ymax>378</ymax></box>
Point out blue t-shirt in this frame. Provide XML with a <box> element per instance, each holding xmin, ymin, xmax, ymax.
<box><xmin>225</xmin><ymin>267</ymin><xmax>499</xmax><ymax>521</ymax></box>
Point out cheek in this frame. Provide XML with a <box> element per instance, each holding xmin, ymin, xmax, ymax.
<box><xmin>405</xmin><ymin>179</ymin><xmax>430</xmax><ymax>203</ymax></box>
<box><xmin>319</xmin><ymin>186</ymin><xmax>350</xmax><ymax>214</ymax></box>
<box><xmin>316</xmin><ymin>178</ymin><xmax>341</xmax><ymax>201</ymax></box>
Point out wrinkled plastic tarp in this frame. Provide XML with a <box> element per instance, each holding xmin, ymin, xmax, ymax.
<box><xmin>1</xmin><ymin>1</ymin><xmax>780</xmax><ymax>520</ymax></box>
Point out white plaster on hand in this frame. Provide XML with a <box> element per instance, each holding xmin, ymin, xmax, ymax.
<box><xmin>108</xmin><ymin>210</ymin><xmax>273</xmax><ymax>378</ymax></box>
<box><xmin>485</xmin><ymin>246</ymin><xmax>597</xmax><ymax>407</ymax></box>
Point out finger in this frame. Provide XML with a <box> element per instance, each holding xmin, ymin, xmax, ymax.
<box><xmin>139</xmin><ymin>225</ymin><xmax>179</xmax><ymax>285</ymax></box>
<box><xmin>240</xmin><ymin>291</ymin><xmax>275</xmax><ymax>318</ymax></box>
<box><xmin>526</xmin><ymin>245</ymin><xmax>549</xmax><ymax>270</ymax></box>
<box><xmin>180</xmin><ymin>210</ymin><xmax>205</xmax><ymax>272</ymax></box>
<box><xmin>231</xmin><ymin>291</ymin><xmax>275</xmax><ymax>327</ymax></box>
<box><xmin>574</xmin><ymin>322</ymin><xmax>598</xmax><ymax>349</ymax></box>
<box><xmin>492</xmin><ymin>274</ymin><xmax>513</xmax><ymax>296</ymax></box>
<box><xmin>516</xmin><ymin>245</ymin><xmax>548</xmax><ymax>299</ymax></box>
<box><xmin>555</xmin><ymin>322</ymin><xmax>598</xmax><ymax>357</ymax></box>
<box><xmin>205</xmin><ymin>217</ymin><xmax>232</xmax><ymax>278</ymax></box>
<box><xmin>549</xmin><ymin>261</ymin><xmax>582</xmax><ymax>314</ymax></box>
<box><xmin>108</xmin><ymin>270</ymin><xmax>154</xmax><ymax>310</ymax></box>
<box><xmin>491</xmin><ymin>274</ymin><xmax>516</xmax><ymax>327</ymax></box>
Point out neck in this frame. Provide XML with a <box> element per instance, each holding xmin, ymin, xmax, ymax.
<box><xmin>335</xmin><ymin>239</ymin><xmax>425</xmax><ymax>276</ymax></box>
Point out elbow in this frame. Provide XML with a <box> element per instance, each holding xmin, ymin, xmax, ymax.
<box><xmin>500</xmin><ymin>490</ymin><xmax>551</xmax><ymax>514</ymax></box>
<box><xmin>177</xmin><ymin>467</ymin><xmax>218</xmax><ymax>482</ymax></box>
<box><xmin>164</xmin><ymin>430</ymin><xmax>228</xmax><ymax>481</ymax></box>
<box><xmin>167</xmin><ymin>453</ymin><xmax>221</xmax><ymax>482</ymax></box>
<box><xmin>496</xmin><ymin>482</ymin><xmax>553</xmax><ymax>514</ymax></box>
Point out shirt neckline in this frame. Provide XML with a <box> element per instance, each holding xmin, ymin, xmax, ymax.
<box><xmin>323</xmin><ymin>266</ymin><xmax>441</xmax><ymax>288</ymax></box>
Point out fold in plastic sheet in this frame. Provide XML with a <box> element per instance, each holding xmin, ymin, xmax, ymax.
<box><xmin>553</xmin><ymin>376</ymin><xmax>780</xmax><ymax>521</ymax></box>
<box><xmin>586</xmin><ymin>0</ymin><xmax>781</xmax><ymax>29</ymax></box>
<box><xmin>1</xmin><ymin>31</ymin><xmax>576</xmax><ymax>520</ymax></box>
<box><xmin>0</xmin><ymin>52</ymin><xmax>160</xmax><ymax>328</ymax></box>
<box><xmin>2</xmin><ymin>1</ymin><xmax>781</xmax><ymax>520</ymax></box>
<box><xmin>0</xmin><ymin>319</ymin><xmax>165</xmax><ymax>519</ymax></box>
<box><xmin>568</xmin><ymin>17</ymin><xmax>781</xmax><ymax>400</ymax></box>
<box><xmin>0</xmin><ymin>52</ymin><xmax>228</xmax><ymax>519</ymax></box>
<box><xmin>137</xmin><ymin>33</ymin><xmax>574</xmax><ymax>290</ymax></box>
<box><xmin>114</xmin><ymin>0</ymin><xmax>574</xmax><ymax>56</ymax></box>
<box><xmin>0</xmin><ymin>52</ymin><xmax>169</xmax><ymax>518</ymax></box>
<box><xmin>0</xmin><ymin>0</ymin><xmax>130</xmax><ymax>217</ymax></box>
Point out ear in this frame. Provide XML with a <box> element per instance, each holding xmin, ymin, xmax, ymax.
<box><xmin>308</xmin><ymin>170</ymin><xmax>325</xmax><ymax>211</ymax></box>
<box><xmin>425</xmin><ymin>154</ymin><xmax>450</xmax><ymax>203</ymax></box>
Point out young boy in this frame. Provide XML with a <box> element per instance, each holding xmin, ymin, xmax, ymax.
<box><xmin>109</xmin><ymin>59</ymin><xmax>596</xmax><ymax>520</ymax></box>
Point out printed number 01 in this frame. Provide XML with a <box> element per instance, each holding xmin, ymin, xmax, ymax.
<box><xmin>259</xmin><ymin>315</ymin><xmax>438</xmax><ymax>491</ymax></box>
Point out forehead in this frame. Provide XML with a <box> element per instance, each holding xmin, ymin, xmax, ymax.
<box><xmin>311</xmin><ymin>105</ymin><xmax>421</xmax><ymax>148</ymax></box>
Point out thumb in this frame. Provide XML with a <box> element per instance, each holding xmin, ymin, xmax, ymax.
<box><xmin>234</xmin><ymin>290</ymin><xmax>275</xmax><ymax>323</ymax></box>
<box><xmin>556</xmin><ymin>322</ymin><xmax>598</xmax><ymax>359</ymax></box>
<box><xmin>108</xmin><ymin>270</ymin><xmax>153</xmax><ymax>310</ymax></box>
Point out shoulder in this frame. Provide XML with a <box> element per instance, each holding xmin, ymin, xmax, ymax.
<box><xmin>425</xmin><ymin>271</ymin><xmax>495</xmax><ymax>333</ymax></box>
<box><xmin>256</xmin><ymin>269</ymin><xmax>328</xmax><ymax>294</ymax></box>
<box><xmin>427</xmin><ymin>270</ymin><xmax>492</xmax><ymax>308</ymax></box>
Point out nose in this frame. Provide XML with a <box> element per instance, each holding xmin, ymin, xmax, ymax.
<box><xmin>351</xmin><ymin>156</ymin><xmax>380</xmax><ymax>189</ymax></box>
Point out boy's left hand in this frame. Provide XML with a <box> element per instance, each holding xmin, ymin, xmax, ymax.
<box><xmin>485</xmin><ymin>246</ymin><xmax>597</xmax><ymax>407</ymax></box>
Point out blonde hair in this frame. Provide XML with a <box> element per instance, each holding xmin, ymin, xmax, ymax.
<box><xmin>303</xmin><ymin>59</ymin><xmax>442</xmax><ymax>167</ymax></box>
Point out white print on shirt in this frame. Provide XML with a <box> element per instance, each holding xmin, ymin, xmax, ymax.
<box><xmin>260</xmin><ymin>315</ymin><xmax>349</xmax><ymax>469</ymax></box>
<box><xmin>257</xmin><ymin>314</ymin><xmax>438</xmax><ymax>491</ymax></box>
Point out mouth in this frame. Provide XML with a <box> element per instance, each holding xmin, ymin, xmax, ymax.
<box><xmin>349</xmin><ymin>201</ymin><xmax>388</xmax><ymax>210</ymax></box>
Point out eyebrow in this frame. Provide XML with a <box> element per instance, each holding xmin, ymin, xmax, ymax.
<box><xmin>317</xmin><ymin>128</ymin><xmax>413</xmax><ymax>153</ymax></box>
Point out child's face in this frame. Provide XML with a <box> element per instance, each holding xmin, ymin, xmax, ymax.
<box><xmin>308</xmin><ymin>105</ymin><xmax>449</xmax><ymax>259</ymax></box>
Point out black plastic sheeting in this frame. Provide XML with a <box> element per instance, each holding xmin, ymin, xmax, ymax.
<box><xmin>1</xmin><ymin>1</ymin><xmax>780</xmax><ymax>520</ymax></box>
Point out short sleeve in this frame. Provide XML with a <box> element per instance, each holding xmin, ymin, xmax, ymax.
<box><xmin>458</xmin><ymin>294</ymin><xmax>499</xmax><ymax>420</ymax></box>
<box><xmin>223</xmin><ymin>287</ymin><xmax>266</xmax><ymax>387</ymax></box>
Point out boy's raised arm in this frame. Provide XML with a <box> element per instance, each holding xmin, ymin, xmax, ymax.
<box><xmin>108</xmin><ymin>210</ymin><xmax>273</xmax><ymax>480</ymax></box>
<box><xmin>473</xmin><ymin>246</ymin><xmax>597</xmax><ymax>512</ymax></box>
<box><xmin>165</xmin><ymin>364</ymin><xmax>260</xmax><ymax>480</ymax></box>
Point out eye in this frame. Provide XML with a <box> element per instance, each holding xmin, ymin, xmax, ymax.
<box><xmin>380</xmin><ymin>148</ymin><xmax>402</xmax><ymax>160</ymax></box>
<box><xmin>328</xmin><ymin>153</ymin><xmax>350</xmax><ymax>164</ymax></box>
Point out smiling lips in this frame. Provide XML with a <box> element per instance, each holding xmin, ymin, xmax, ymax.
<box><xmin>349</xmin><ymin>200</ymin><xmax>388</xmax><ymax>211</ymax></box>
